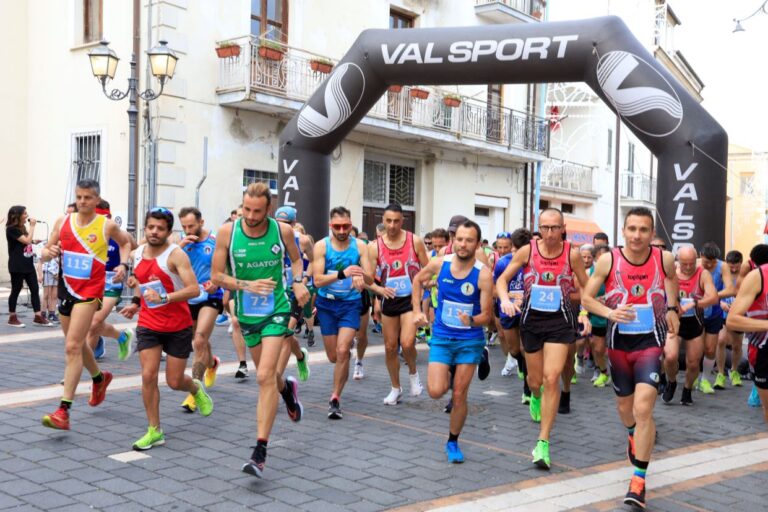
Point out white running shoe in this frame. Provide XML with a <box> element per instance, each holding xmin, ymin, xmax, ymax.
<box><xmin>590</xmin><ymin>369</ymin><xmax>601</xmax><ymax>382</ymax></box>
<box><xmin>353</xmin><ymin>360</ymin><xmax>364</xmax><ymax>380</ymax></box>
<box><xmin>409</xmin><ymin>372</ymin><xmax>423</xmax><ymax>397</ymax></box>
<box><xmin>501</xmin><ymin>360</ymin><xmax>517</xmax><ymax>377</ymax></box>
<box><xmin>383</xmin><ymin>387</ymin><xmax>403</xmax><ymax>405</ymax></box>
<box><xmin>228</xmin><ymin>323</ymin><xmax>233</xmax><ymax>334</ymax></box>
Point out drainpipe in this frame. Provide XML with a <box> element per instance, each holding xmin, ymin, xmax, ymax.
<box><xmin>196</xmin><ymin>137</ymin><xmax>208</xmax><ymax>208</ymax></box>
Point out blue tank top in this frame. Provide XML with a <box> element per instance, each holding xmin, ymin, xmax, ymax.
<box><xmin>183</xmin><ymin>234</ymin><xmax>223</xmax><ymax>299</ymax></box>
<box><xmin>106</xmin><ymin>239</ymin><xmax>121</xmax><ymax>271</ymax></box>
<box><xmin>433</xmin><ymin>255</ymin><xmax>484</xmax><ymax>340</ymax></box>
<box><xmin>493</xmin><ymin>253</ymin><xmax>524</xmax><ymax>319</ymax></box>
<box><xmin>705</xmin><ymin>261</ymin><xmax>724</xmax><ymax>319</ymax></box>
<box><xmin>318</xmin><ymin>237</ymin><xmax>361</xmax><ymax>301</ymax></box>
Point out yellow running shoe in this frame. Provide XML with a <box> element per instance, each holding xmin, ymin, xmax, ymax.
<box><xmin>181</xmin><ymin>393</ymin><xmax>196</xmax><ymax>413</ymax></box>
<box><xmin>204</xmin><ymin>356</ymin><xmax>221</xmax><ymax>388</ymax></box>
<box><xmin>730</xmin><ymin>370</ymin><xmax>743</xmax><ymax>387</ymax></box>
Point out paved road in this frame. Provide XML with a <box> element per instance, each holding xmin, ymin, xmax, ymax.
<box><xmin>0</xmin><ymin>306</ymin><xmax>766</xmax><ymax>511</ymax></box>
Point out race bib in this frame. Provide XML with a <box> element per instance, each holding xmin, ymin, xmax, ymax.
<box><xmin>139</xmin><ymin>280</ymin><xmax>167</xmax><ymax>309</ymax></box>
<box><xmin>326</xmin><ymin>272</ymin><xmax>353</xmax><ymax>296</ymax></box>
<box><xmin>62</xmin><ymin>251</ymin><xmax>94</xmax><ymax>280</ymax></box>
<box><xmin>441</xmin><ymin>300</ymin><xmax>473</xmax><ymax>329</ymax></box>
<box><xmin>188</xmin><ymin>284</ymin><xmax>209</xmax><ymax>305</ymax></box>
<box><xmin>104</xmin><ymin>271</ymin><xmax>123</xmax><ymax>292</ymax></box>
<box><xmin>617</xmin><ymin>304</ymin><xmax>655</xmax><ymax>335</ymax></box>
<box><xmin>386</xmin><ymin>275</ymin><xmax>413</xmax><ymax>297</ymax></box>
<box><xmin>242</xmin><ymin>291</ymin><xmax>275</xmax><ymax>317</ymax></box>
<box><xmin>680</xmin><ymin>297</ymin><xmax>695</xmax><ymax>318</ymax></box>
<box><xmin>530</xmin><ymin>284</ymin><xmax>561</xmax><ymax>312</ymax></box>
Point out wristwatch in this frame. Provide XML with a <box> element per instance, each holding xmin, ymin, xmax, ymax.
<box><xmin>293</xmin><ymin>275</ymin><xmax>304</xmax><ymax>284</ymax></box>
<box><xmin>666</xmin><ymin>305</ymin><xmax>679</xmax><ymax>314</ymax></box>
<box><xmin>159</xmin><ymin>291</ymin><xmax>169</xmax><ymax>305</ymax></box>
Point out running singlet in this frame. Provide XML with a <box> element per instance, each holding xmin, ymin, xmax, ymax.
<box><xmin>318</xmin><ymin>236</ymin><xmax>361</xmax><ymax>302</ymax></box>
<box><xmin>603</xmin><ymin>247</ymin><xmax>667</xmax><ymax>349</ymax></box>
<box><xmin>184</xmin><ymin>233</ymin><xmax>223</xmax><ymax>303</ymax></box>
<box><xmin>228</xmin><ymin>218</ymin><xmax>290</xmax><ymax>322</ymax></box>
<box><xmin>522</xmin><ymin>240</ymin><xmax>575</xmax><ymax>321</ymax></box>
<box><xmin>59</xmin><ymin>213</ymin><xmax>108</xmax><ymax>299</ymax></box>
<box><xmin>282</xmin><ymin>233</ymin><xmax>310</xmax><ymax>293</ymax></box>
<box><xmin>433</xmin><ymin>255</ymin><xmax>484</xmax><ymax>340</ymax></box>
<box><xmin>746</xmin><ymin>264</ymin><xmax>768</xmax><ymax>350</ymax></box>
<box><xmin>493</xmin><ymin>253</ymin><xmax>524</xmax><ymax>319</ymax></box>
<box><xmin>704</xmin><ymin>261</ymin><xmax>724</xmax><ymax>319</ymax></box>
<box><xmin>678</xmin><ymin>266</ymin><xmax>704</xmax><ymax>320</ymax></box>
<box><xmin>133</xmin><ymin>244</ymin><xmax>192</xmax><ymax>332</ymax></box>
<box><xmin>104</xmin><ymin>239</ymin><xmax>123</xmax><ymax>293</ymax></box>
<box><xmin>377</xmin><ymin>231</ymin><xmax>421</xmax><ymax>298</ymax></box>
<box><xmin>587</xmin><ymin>266</ymin><xmax>607</xmax><ymax>328</ymax></box>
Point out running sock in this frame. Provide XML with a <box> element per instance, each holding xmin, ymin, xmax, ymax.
<box><xmin>239</xmin><ymin>360</ymin><xmax>247</xmax><ymax>367</ymax></box>
<box><xmin>91</xmin><ymin>371</ymin><xmax>104</xmax><ymax>384</ymax></box>
<box><xmin>60</xmin><ymin>399</ymin><xmax>72</xmax><ymax>410</ymax></box>
<box><xmin>633</xmin><ymin>459</ymin><xmax>649</xmax><ymax>481</ymax></box>
<box><xmin>448</xmin><ymin>432</ymin><xmax>459</xmax><ymax>443</ymax></box>
<box><xmin>627</xmin><ymin>424</ymin><xmax>636</xmax><ymax>436</ymax></box>
<box><xmin>514</xmin><ymin>352</ymin><xmax>526</xmax><ymax>371</ymax></box>
<box><xmin>703</xmin><ymin>356</ymin><xmax>715</xmax><ymax>377</ymax></box>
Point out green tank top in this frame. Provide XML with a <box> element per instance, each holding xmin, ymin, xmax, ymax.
<box><xmin>588</xmin><ymin>265</ymin><xmax>607</xmax><ymax>328</ymax></box>
<box><xmin>229</xmin><ymin>217</ymin><xmax>290</xmax><ymax>322</ymax></box>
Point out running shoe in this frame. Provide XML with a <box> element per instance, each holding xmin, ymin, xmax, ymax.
<box><xmin>748</xmin><ymin>385</ymin><xmax>762</xmax><ymax>408</ymax></box>
<box><xmin>307</xmin><ymin>330</ymin><xmax>315</xmax><ymax>347</ymax></box>
<box><xmin>215</xmin><ymin>314</ymin><xmax>229</xmax><ymax>326</ymax></box>
<box><xmin>353</xmin><ymin>360</ymin><xmax>364</xmax><ymax>380</ymax></box>
<box><xmin>627</xmin><ymin>433</ymin><xmax>637</xmax><ymax>466</ymax></box>
<box><xmin>730</xmin><ymin>370</ymin><xmax>743</xmax><ymax>387</ymax></box>
<box><xmin>193</xmin><ymin>379</ymin><xmax>213</xmax><ymax>416</ymax></box>
<box><xmin>93</xmin><ymin>336</ymin><xmax>105</xmax><ymax>360</ymax></box>
<box><xmin>478</xmin><ymin>347</ymin><xmax>491</xmax><ymax>381</ymax></box>
<box><xmin>570</xmin><ymin>374</ymin><xmax>578</xmax><ymax>385</ymax></box>
<box><xmin>532</xmin><ymin>440</ymin><xmax>550</xmax><ymax>470</ymax></box>
<box><xmin>574</xmin><ymin>356</ymin><xmax>584</xmax><ymax>376</ymax></box>
<box><xmin>487</xmin><ymin>332</ymin><xmax>499</xmax><ymax>347</ymax></box>
<box><xmin>242</xmin><ymin>444</ymin><xmax>266</xmax><ymax>478</ymax></box>
<box><xmin>713</xmin><ymin>373</ymin><xmax>727</xmax><ymax>390</ymax></box>
<box><xmin>303</xmin><ymin>327</ymin><xmax>310</xmax><ymax>339</ymax></box>
<box><xmin>593</xmin><ymin>372</ymin><xmax>610</xmax><ymax>388</ymax></box>
<box><xmin>518</xmin><ymin>369</ymin><xmax>525</xmax><ymax>380</ymax></box>
<box><xmin>383</xmin><ymin>387</ymin><xmax>403</xmax><ymax>405</ymax></box>
<box><xmin>680</xmin><ymin>386</ymin><xmax>694</xmax><ymax>406</ymax></box>
<box><xmin>522</xmin><ymin>392</ymin><xmax>531</xmax><ymax>405</ymax></box>
<box><xmin>296</xmin><ymin>348</ymin><xmax>310</xmax><ymax>382</ymax></box>
<box><xmin>623</xmin><ymin>475</ymin><xmax>646</xmax><ymax>509</ymax></box>
<box><xmin>181</xmin><ymin>394</ymin><xmax>196</xmax><ymax>413</ymax></box>
<box><xmin>117</xmin><ymin>328</ymin><xmax>133</xmax><ymax>361</ymax></box>
<box><xmin>409</xmin><ymin>373</ymin><xmax>423</xmax><ymax>397</ymax></box>
<box><xmin>372</xmin><ymin>323</ymin><xmax>382</xmax><ymax>334</ymax></box>
<box><xmin>445</xmin><ymin>440</ymin><xmax>465</xmax><ymax>464</ymax></box>
<box><xmin>698</xmin><ymin>377</ymin><xmax>715</xmax><ymax>394</ymax></box>
<box><xmin>529</xmin><ymin>394</ymin><xmax>541</xmax><ymax>422</ymax></box>
<box><xmin>204</xmin><ymin>356</ymin><xmax>221</xmax><ymax>388</ymax></box>
<box><xmin>501</xmin><ymin>358</ymin><xmax>517</xmax><ymax>377</ymax></box>
<box><xmin>662</xmin><ymin>380</ymin><xmax>677</xmax><ymax>404</ymax></box>
<box><xmin>444</xmin><ymin>398</ymin><xmax>453</xmax><ymax>413</ymax></box>
<box><xmin>41</xmin><ymin>407</ymin><xmax>69</xmax><ymax>430</ymax></box>
<box><xmin>88</xmin><ymin>371</ymin><xmax>113</xmax><ymax>407</ymax></box>
<box><xmin>227</xmin><ymin>323</ymin><xmax>233</xmax><ymax>334</ymax></box>
<box><xmin>49</xmin><ymin>312</ymin><xmax>60</xmax><ymax>324</ymax></box>
<box><xmin>235</xmin><ymin>363</ymin><xmax>248</xmax><ymax>381</ymax></box>
<box><xmin>132</xmin><ymin>425</ymin><xmax>165</xmax><ymax>451</ymax></box>
<box><xmin>284</xmin><ymin>376</ymin><xmax>303</xmax><ymax>422</ymax></box>
<box><xmin>328</xmin><ymin>398</ymin><xmax>343</xmax><ymax>419</ymax></box>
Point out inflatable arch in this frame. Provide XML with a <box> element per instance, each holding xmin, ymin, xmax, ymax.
<box><xmin>278</xmin><ymin>17</ymin><xmax>727</xmax><ymax>251</ymax></box>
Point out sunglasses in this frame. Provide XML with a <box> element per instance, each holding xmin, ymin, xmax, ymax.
<box><xmin>330</xmin><ymin>223</ymin><xmax>352</xmax><ymax>231</ymax></box>
<box><xmin>496</xmin><ymin>231</ymin><xmax>512</xmax><ymax>239</ymax></box>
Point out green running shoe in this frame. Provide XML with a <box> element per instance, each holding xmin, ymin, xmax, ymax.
<box><xmin>117</xmin><ymin>328</ymin><xmax>133</xmax><ymax>361</ymax></box>
<box><xmin>193</xmin><ymin>379</ymin><xmax>214</xmax><ymax>417</ymax></box>
<box><xmin>297</xmin><ymin>347</ymin><xmax>310</xmax><ymax>382</ymax></box>
<box><xmin>133</xmin><ymin>425</ymin><xmax>165</xmax><ymax>451</ymax></box>
<box><xmin>699</xmin><ymin>377</ymin><xmax>715</xmax><ymax>394</ymax></box>
<box><xmin>517</xmin><ymin>369</ymin><xmax>525</xmax><ymax>380</ymax></box>
<box><xmin>713</xmin><ymin>373</ymin><xmax>727</xmax><ymax>390</ymax></box>
<box><xmin>529</xmin><ymin>394</ymin><xmax>541</xmax><ymax>423</ymax></box>
<box><xmin>593</xmin><ymin>372</ymin><xmax>610</xmax><ymax>388</ymax></box>
<box><xmin>570</xmin><ymin>374</ymin><xmax>578</xmax><ymax>385</ymax></box>
<box><xmin>532</xmin><ymin>439</ymin><xmax>550</xmax><ymax>470</ymax></box>
<box><xmin>730</xmin><ymin>370</ymin><xmax>743</xmax><ymax>387</ymax></box>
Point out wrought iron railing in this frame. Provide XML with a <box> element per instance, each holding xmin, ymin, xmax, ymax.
<box><xmin>474</xmin><ymin>0</ymin><xmax>546</xmax><ymax>18</ymax></box>
<box><xmin>621</xmin><ymin>172</ymin><xmax>657</xmax><ymax>203</ymax></box>
<box><xmin>541</xmin><ymin>159</ymin><xmax>595</xmax><ymax>193</ymax></box>
<box><xmin>216</xmin><ymin>36</ymin><xmax>549</xmax><ymax>155</ymax></box>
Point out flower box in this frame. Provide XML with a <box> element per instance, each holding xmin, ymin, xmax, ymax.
<box><xmin>258</xmin><ymin>44</ymin><xmax>285</xmax><ymax>61</ymax></box>
<box><xmin>310</xmin><ymin>59</ymin><xmax>333</xmax><ymax>74</ymax></box>
<box><xmin>388</xmin><ymin>85</ymin><xmax>403</xmax><ymax>93</ymax></box>
<box><xmin>410</xmin><ymin>87</ymin><xmax>430</xmax><ymax>100</ymax></box>
<box><xmin>216</xmin><ymin>44</ymin><xmax>241</xmax><ymax>59</ymax></box>
<box><xmin>443</xmin><ymin>95</ymin><xmax>461</xmax><ymax>108</ymax></box>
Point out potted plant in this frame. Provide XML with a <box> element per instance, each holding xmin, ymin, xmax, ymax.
<box><xmin>443</xmin><ymin>93</ymin><xmax>462</xmax><ymax>108</ymax></box>
<box><xmin>310</xmin><ymin>57</ymin><xmax>333</xmax><ymax>74</ymax></box>
<box><xmin>216</xmin><ymin>41</ymin><xmax>241</xmax><ymax>58</ymax></box>
<box><xmin>388</xmin><ymin>85</ymin><xmax>403</xmax><ymax>93</ymax></box>
<box><xmin>258</xmin><ymin>39</ymin><xmax>285</xmax><ymax>61</ymax></box>
<box><xmin>409</xmin><ymin>87</ymin><xmax>430</xmax><ymax>100</ymax></box>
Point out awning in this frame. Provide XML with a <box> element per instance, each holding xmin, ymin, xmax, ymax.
<box><xmin>564</xmin><ymin>218</ymin><xmax>605</xmax><ymax>246</ymax></box>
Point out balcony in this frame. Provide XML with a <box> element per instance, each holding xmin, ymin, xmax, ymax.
<box><xmin>620</xmin><ymin>172</ymin><xmax>657</xmax><ymax>205</ymax></box>
<box><xmin>541</xmin><ymin>159</ymin><xmax>595</xmax><ymax>196</ymax></box>
<box><xmin>474</xmin><ymin>0</ymin><xmax>545</xmax><ymax>23</ymax></box>
<box><xmin>216</xmin><ymin>36</ymin><xmax>549</xmax><ymax>158</ymax></box>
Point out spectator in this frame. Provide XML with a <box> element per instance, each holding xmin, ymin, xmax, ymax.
<box><xmin>37</xmin><ymin>255</ymin><xmax>59</xmax><ymax>324</ymax></box>
<box><xmin>5</xmin><ymin>205</ymin><xmax>51</xmax><ymax>327</ymax></box>
<box><xmin>593</xmin><ymin>232</ymin><xmax>609</xmax><ymax>246</ymax></box>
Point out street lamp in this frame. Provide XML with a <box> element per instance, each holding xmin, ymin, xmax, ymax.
<box><xmin>88</xmin><ymin>40</ymin><xmax>178</xmax><ymax>234</ymax></box>
<box><xmin>733</xmin><ymin>0</ymin><xmax>768</xmax><ymax>32</ymax></box>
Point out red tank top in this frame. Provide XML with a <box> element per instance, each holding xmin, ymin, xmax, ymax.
<box><xmin>133</xmin><ymin>244</ymin><xmax>192</xmax><ymax>332</ymax></box>
<box><xmin>747</xmin><ymin>264</ymin><xmax>768</xmax><ymax>349</ymax></box>
<box><xmin>377</xmin><ymin>231</ymin><xmax>421</xmax><ymax>282</ymax></box>
<box><xmin>523</xmin><ymin>240</ymin><xmax>574</xmax><ymax>297</ymax></box>
<box><xmin>59</xmin><ymin>213</ymin><xmax>107</xmax><ymax>299</ymax></box>
<box><xmin>678</xmin><ymin>266</ymin><xmax>704</xmax><ymax>300</ymax></box>
<box><xmin>604</xmin><ymin>247</ymin><xmax>667</xmax><ymax>321</ymax></box>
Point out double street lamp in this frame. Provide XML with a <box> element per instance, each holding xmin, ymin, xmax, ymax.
<box><xmin>87</xmin><ymin>40</ymin><xmax>178</xmax><ymax>234</ymax></box>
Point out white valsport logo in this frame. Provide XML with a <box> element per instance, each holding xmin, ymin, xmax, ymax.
<box><xmin>297</xmin><ymin>62</ymin><xmax>365</xmax><ymax>138</ymax></box>
<box><xmin>596</xmin><ymin>51</ymin><xmax>683</xmax><ymax>138</ymax></box>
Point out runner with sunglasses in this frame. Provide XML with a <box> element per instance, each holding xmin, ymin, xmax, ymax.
<box><xmin>313</xmin><ymin>207</ymin><xmax>374</xmax><ymax>418</ymax></box>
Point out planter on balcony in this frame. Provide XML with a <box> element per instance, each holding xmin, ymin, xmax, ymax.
<box><xmin>532</xmin><ymin>10</ymin><xmax>543</xmax><ymax>19</ymax></box>
<box><xmin>388</xmin><ymin>85</ymin><xmax>403</xmax><ymax>93</ymax></box>
<box><xmin>258</xmin><ymin>45</ymin><xmax>285</xmax><ymax>61</ymax></box>
<box><xmin>216</xmin><ymin>44</ymin><xmax>241</xmax><ymax>59</ymax></box>
<box><xmin>443</xmin><ymin>95</ymin><xmax>461</xmax><ymax>108</ymax></box>
<box><xmin>310</xmin><ymin>59</ymin><xmax>333</xmax><ymax>74</ymax></box>
<box><xmin>410</xmin><ymin>87</ymin><xmax>430</xmax><ymax>100</ymax></box>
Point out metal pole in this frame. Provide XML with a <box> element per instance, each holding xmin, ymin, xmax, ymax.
<box><xmin>196</xmin><ymin>137</ymin><xmax>208</xmax><ymax>208</ymax></box>
<box><xmin>127</xmin><ymin>57</ymin><xmax>139</xmax><ymax>235</ymax></box>
<box><xmin>613</xmin><ymin>115</ymin><xmax>621</xmax><ymax>245</ymax></box>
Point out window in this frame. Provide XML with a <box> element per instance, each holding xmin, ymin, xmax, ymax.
<box><xmin>363</xmin><ymin>158</ymin><xmax>416</xmax><ymax>209</ymax></box>
<box><xmin>561</xmin><ymin>203</ymin><xmax>574</xmax><ymax>214</ymax></box>
<box><xmin>740</xmin><ymin>175</ymin><xmax>755</xmax><ymax>195</ymax></box>
<box><xmin>68</xmin><ymin>131</ymin><xmax>101</xmax><ymax>203</ymax></box>
<box><xmin>251</xmin><ymin>0</ymin><xmax>288</xmax><ymax>41</ymax></box>
<box><xmin>76</xmin><ymin>0</ymin><xmax>102</xmax><ymax>45</ymax></box>
<box><xmin>627</xmin><ymin>142</ymin><xmax>635</xmax><ymax>173</ymax></box>
<box><xmin>390</xmin><ymin>9</ymin><xmax>414</xmax><ymax>29</ymax></box>
<box><xmin>486</xmin><ymin>84</ymin><xmax>503</xmax><ymax>142</ymax></box>
<box><xmin>243</xmin><ymin>169</ymin><xmax>278</xmax><ymax>195</ymax></box>
<box><xmin>607</xmin><ymin>129</ymin><xmax>613</xmax><ymax>166</ymax></box>
<box><xmin>539</xmin><ymin>199</ymin><xmax>550</xmax><ymax>210</ymax></box>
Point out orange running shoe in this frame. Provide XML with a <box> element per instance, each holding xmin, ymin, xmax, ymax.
<box><xmin>89</xmin><ymin>371</ymin><xmax>113</xmax><ymax>407</ymax></box>
<box><xmin>624</xmin><ymin>475</ymin><xmax>646</xmax><ymax>509</ymax></box>
<box><xmin>42</xmin><ymin>407</ymin><xmax>70</xmax><ymax>430</ymax></box>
